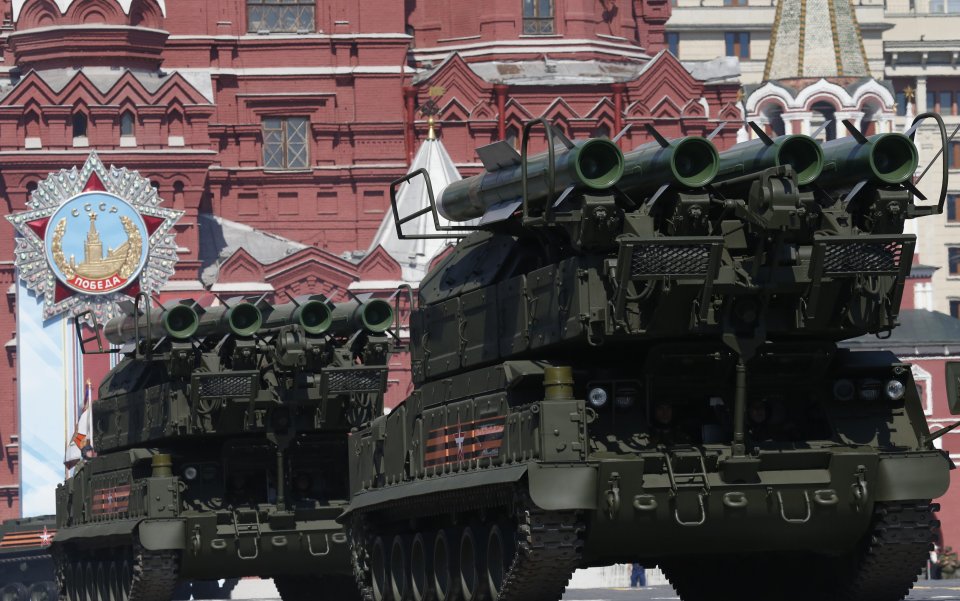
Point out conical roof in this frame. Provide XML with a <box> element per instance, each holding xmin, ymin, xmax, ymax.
<box><xmin>764</xmin><ymin>0</ymin><xmax>870</xmax><ymax>81</ymax></box>
<box><xmin>369</xmin><ymin>137</ymin><xmax>463</xmax><ymax>283</ymax></box>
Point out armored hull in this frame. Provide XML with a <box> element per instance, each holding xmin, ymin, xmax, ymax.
<box><xmin>53</xmin><ymin>298</ymin><xmax>395</xmax><ymax>601</ymax></box>
<box><xmin>344</xmin><ymin>118</ymin><xmax>954</xmax><ymax>601</ymax></box>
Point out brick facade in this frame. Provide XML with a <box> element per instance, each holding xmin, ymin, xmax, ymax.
<box><xmin>0</xmin><ymin>0</ymin><xmax>738</xmax><ymax>517</ymax></box>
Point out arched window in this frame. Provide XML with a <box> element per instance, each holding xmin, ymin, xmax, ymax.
<box><xmin>120</xmin><ymin>112</ymin><xmax>135</xmax><ymax>137</ymax></box>
<box><xmin>173</xmin><ymin>181</ymin><xmax>185</xmax><ymax>209</ymax></box>
<box><xmin>522</xmin><ymin>0</ymin><xmax>554</xmax><ymax>34</ymax></box>
<box><xmin>72</xmin><ymin>113</ymin><xmax>88</xmax><ymax>139</ymax></box>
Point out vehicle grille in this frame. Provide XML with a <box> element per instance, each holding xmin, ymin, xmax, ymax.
<box><xmin>195</xmin><ymin>374</ymin><xmax>255</xmax><ymax>398</ymax></box>
<box><xmin>323</xmin><ymin>368</ymin><xmax>385</xmax><ymax>393</ymax></box>
<box><xmin>630</xmin><ymin>243</ymin><xmax>714</xmax><ymax>277</ymax></box>
<box><xmin>821</xmin><ymin>240</ymin><xmax>904</xmax><ymax>275</ymax></box>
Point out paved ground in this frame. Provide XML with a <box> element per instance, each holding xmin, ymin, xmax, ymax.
<box><xmin>229</xmin><ymin>579</ymin><xmax>960</xmax><ymax>600</ymax></box>
<box><xmin>559</xmin><ymin>581</ymin><xmax>960</xmax><ymax>600</ymax></box>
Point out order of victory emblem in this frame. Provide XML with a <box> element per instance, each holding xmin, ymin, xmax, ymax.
<box><xmin>6</xmin><ymin>152</ymin><xmax>184</xmax><ymax>322</ymax></box>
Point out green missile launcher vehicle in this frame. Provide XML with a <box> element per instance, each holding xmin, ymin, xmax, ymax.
<box><xmin>343</xmin><ymin>115</ymin><xmax>956</xmax><ymax>601</ymax></box>
<box><xmin>51</xmin><ymin>293</ymin><xmax>397</xmax><ymax>601</ymax></box>
<box><xmin>0</xmin><ymin>516</ymin><xmax>56</xmax><ymax>601</ymax></box>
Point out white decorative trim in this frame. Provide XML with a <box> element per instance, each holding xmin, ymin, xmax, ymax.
<box><xmin>794</xmin><ymin>79</ymin><xmax>856</xmax><ymax>111</ymax></box>
<box><xmin>851</xmin><ymin>79</ymin><xmax>896</xmax><ymax>108</ymax></box>
<box><xmin>13</xmin><ymin>0</ymin><xmax>167</xmax><ymax>22</ymax></box>
<box><xmin>745</xmin><ymin>81</ymin><xmax>796</xmax><ymax>113</ymax></box>
<box><xmin>748</xmin><ymin>78</ymin><xmax>896</xmax><ymax>121</ymax></box>
<box><xmin>698</xmin><ymin>97</ymin><xmax>711</xmax><ymax>119</ymax></box>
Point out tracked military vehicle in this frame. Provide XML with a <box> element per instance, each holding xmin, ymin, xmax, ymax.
<box><xmin>344</xmin><ymin>114</ymin><xmax>956</xmax><ymax>601</ymax></box>
<box><xmin>51</xmin><ymin>293</ymin><xmax>397</xmax><ymax>601</ymax></box>
<box><xmin>0</xmin><ymin>516</ymin><xmax>56</xmax><ymax>601</ymax></box>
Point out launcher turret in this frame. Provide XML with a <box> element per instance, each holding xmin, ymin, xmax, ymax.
<box><xmin>80</xmin><ymin>293</ymin><xmax>396</xmax><ymax>453</ymax></box>
<box><xmin>387</xmin><ymin>114</ymin><xmax>951</xmax><ymax>382</ymax></box>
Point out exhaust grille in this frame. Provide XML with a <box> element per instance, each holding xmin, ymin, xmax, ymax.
<box><xmin>820</xmin><ymin>240</ymin><xmax>905</xmax><ymax>275</ymax></box>
<box><xmin>323</xmin><ymin>368</ymin><xmax>386</xmax><ymax>393</ymax></box>
<box><xmin>193</xmin><ymin>373</ymin><xmax>257</xmax><ymax>399</ymax></box>
<box><xmin>630</xmin><ymin>243</ymin><xmax>714</xmax><ymax>278</ymax></box>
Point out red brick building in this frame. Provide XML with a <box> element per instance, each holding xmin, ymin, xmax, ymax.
<box><xmin>0</xmin><ymin>0</ymin><xmax>739</xmax><ymax>517</ymax></box>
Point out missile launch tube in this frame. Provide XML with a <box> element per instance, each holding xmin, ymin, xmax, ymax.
<box><xmin>437</xmin><ymin>138</ymin><xmax>624</xmax><ymax>222</ymax></box>
<box><xmin>261</xmin><ymin>300</ymin><xmax>334</xmax><ymax>335</ymax></box>
<box><xmin>818</xmin><ymin>132</ymin><xmax>919</xmax><ymax>189</ymax></box>
<box><xmin>618</xmin><ymin>137</ymin><xmax>719</xmax><ymax>199</ymax></box>
<box><xmin>329</xmin><ymin>298</ymin><xmax>394</xmax><ymax>335</ymax></box>
<box><xmin>716</xmin><ymin>135</ymin><xmax>824</xmax><ymax>186</ymax></box>
<box><xmin>194</xmin><ymin>302</ymin><xmax>263</xmax><ymax>338</ymax></box>
<box><xmin>104</xmin><ymin>304</ymin><xmax>200</xmax><ymax>345</ymax></box>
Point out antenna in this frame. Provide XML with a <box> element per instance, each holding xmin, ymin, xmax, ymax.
<box><xmin>748</xmin><ymin>122</ymin><xmax>774</xmax><ymax>146</ymax></box>
<box><xmin>841</xmin><ymin>119</ymin><xmax>869</xmax><ymax>145</ymax></box>
<box><xmin>707</xmin><ymin>122</ymin><xmax>728</xmax><ymax>141</ymax></box>
<box><xmin>645</xmin><ymin>124</ymin><xmax>671</xmax><ymax>149</ymax></box>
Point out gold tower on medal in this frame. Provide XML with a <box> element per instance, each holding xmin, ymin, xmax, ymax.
<box><xmin>70</xmin><ymin>213</ymin><xmax>142</xmax><ymax>280</ymax></box>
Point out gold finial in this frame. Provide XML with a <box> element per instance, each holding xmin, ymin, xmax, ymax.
<box><xmin>904</xmin><ymin>85</ymin><xmax>915</xmax><ymax>102</ymax></box>
<box><xmin>427</xmin><ymin>115</ymin><xmax>437</xmax><ymax>140</ymax></box>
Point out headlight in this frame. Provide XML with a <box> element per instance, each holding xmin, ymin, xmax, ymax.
<box><xmin>588</xmin><ymin>387</ymin><xmax>609</xmax><ymax>409</ymax></box>
<box><xmin>885</xmin><ymin>379</ymin><xmax>906</xmax><ymax>401</ymax></box>
<box><xmin>183</xmin><ymin>466</ymin><xmax>198</xmax><ymax>481</ymax></box>
<box><xmin>833</xmin><ymin>379</ymin><xmax>855</xmax><ymax>401</ymax></box>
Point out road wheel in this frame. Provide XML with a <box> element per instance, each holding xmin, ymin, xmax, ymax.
<box><xmin>2</xmin><ymin>584</ymin><xmax>27</xmax><ymax>601</ymax></box>
<box><xmin>84</xmin><ymin>564</ymin><xmax>95</xmax><ymax>601</ymax></box>
<box><xmin>408</xmin><ymin>533</ymin><xmax>429</xmax><ymax>601</ymax></box>
<box><xmin>68</xmin><ymin>563</ymin><xmax>82</xmax><ymax>601</ymax></box>
<box><xmin>30</xmin><ymin>582</ymin><xmax>59</xmax><ymax>601</ymax></box>
<box><xmin>118</xmin><ymin>563</ymin><xmax>131</xmax><ymax>601</ymax></box>
<box><xmin>431</xmin><ymin>530</ymin><xmax>458</xmax><ymax>601</ymax></box>
<box><xmin>459</xmin><ymin>526</ymin><xmax>484</xmax><ymax>601</ymax></box>
<box><xmin>106</xmin><ymin>563</ymin><xmax>118</xmax><ymax>601</ymax></box>
<box><xmin>389</xmin><ymin>536</ymin><xmax>408</xmax><ymax>601</ymax></box>
<box><xmin>485</xmin><ymin>525</ymin><xmax>512</xmax><ymax>601</ymax></box>
<box><xmin>97</xmin><ymin>561</ymin><xmax>109</xmax><ymax>601</ymax></box>
<box><xmin>370</xmin><ymin>536</ymin><xmax>388</xmax><ymax>601</ymax></box>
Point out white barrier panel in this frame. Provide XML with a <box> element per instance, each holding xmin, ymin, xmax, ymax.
<box><xmin>17</xmin><ymin>280</ymin><xmax>79</xmax><ymax>516</ymax></box>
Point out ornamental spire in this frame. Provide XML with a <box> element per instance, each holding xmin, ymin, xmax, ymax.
<box><xmin>764</xmin><ymin>0</ymin><xmax>870</xmax><ymax>81</ymax></box>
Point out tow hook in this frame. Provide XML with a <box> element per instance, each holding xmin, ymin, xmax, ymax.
<box><xmin>852</xmin><ymin>466</ymin><xmax>869</xmax><ymax>511</ymax></box>
<box><xmin>605</xmin><ymin>472</ymin><xmax>621</xmax><ymax>520</ymax></box>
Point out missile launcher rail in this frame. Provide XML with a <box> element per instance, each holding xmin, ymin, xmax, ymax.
<box><xmin>345</xmin><ymin>114</ymin><xmax>956</xmax><ymax>601</ymax></box>
<box><xmin>52</xmin><ymin>293</ymin><xmax>399</xmax><ymax>601</ymax></box>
